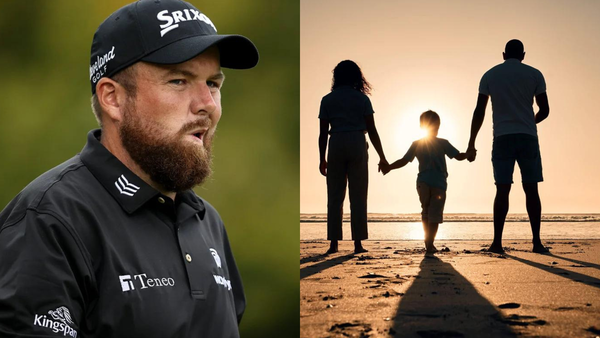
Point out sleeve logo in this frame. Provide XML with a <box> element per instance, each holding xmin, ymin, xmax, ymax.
<box><xmin>33</xmin><ymin>306</ymin><xmax>78</xmax><ymax>337</ymax></box>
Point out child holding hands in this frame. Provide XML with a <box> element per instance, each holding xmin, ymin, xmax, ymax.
<box><xmin>380</xmin><ymin>110</ymin><xmax>468</xmax><ymax>253</ymax></box>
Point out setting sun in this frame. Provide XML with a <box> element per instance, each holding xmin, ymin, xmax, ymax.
<box><xmin>393</xmin><ymin>110</ymin><xmax>428</xmax><ymax>152</ymax></box>
<box><xmin>389</xmin><ymin>107</ymin><xmax>459</xmax><ymax>156</ymax></box>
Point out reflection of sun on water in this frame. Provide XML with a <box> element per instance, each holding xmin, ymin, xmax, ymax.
<box><xmin>405</xmin><ymin>222</ymin><xmax>424</xmax><ymax>240</ymax></box>
<box><xmin>402</xmin><ymin>222</ymin><xmax>451</xmax><ymax>241</ymax></box>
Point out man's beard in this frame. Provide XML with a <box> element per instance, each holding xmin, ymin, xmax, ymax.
<box><xmin>119</xmin><ymin>100</ymin><xmax>214</xmax><ymax>193</ymax></box>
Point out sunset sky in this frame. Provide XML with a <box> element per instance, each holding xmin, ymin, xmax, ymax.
<box><xmin>300</xmin><ymin>0</ymin><xmax>600</xmax><ymax>214</ymax></box>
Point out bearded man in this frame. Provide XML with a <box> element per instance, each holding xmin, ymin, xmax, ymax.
<box><xmin>0</xmin><ymin>0</ymin><xmax>258</xmax><ymax>337</ymax></box>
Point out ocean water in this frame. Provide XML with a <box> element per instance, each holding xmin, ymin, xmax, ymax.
<box><xmin>300</xmin><ymin>214</ymin><xmax>600</xmax><ymax>240</ymax></box>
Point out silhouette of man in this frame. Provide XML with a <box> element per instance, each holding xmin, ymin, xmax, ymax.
<box><xmin>467</xmin><ymin>39</ymin><xmax>550</xmax><ymax>254</ymax></box>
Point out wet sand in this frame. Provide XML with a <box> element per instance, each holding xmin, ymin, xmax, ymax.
<box><xmin>300</xmin><ymin>240</ymin><xmax>600</xmax><ymax>338</ymax></box>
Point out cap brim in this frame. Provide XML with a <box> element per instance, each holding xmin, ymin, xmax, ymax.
<box><xmin>141</xmin><ymin>34</ymin><xmax>258</xmax><ymax>69</ymax></box>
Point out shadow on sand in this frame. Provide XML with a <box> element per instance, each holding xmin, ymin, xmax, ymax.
<box><xmin>300</xmin><ymin>253</ymin><xmax>355</xmax><ymax>279</ymax></box>
<box><xmin>506</xmin><ymin>254</ymin><xmax>600</xmax><ymax>289</ymax></box>
<box><xmin>393</xmin><ymin>255</ymin><xmax>517</xmax><ymax>338</ymax></box>
<box><xmin>300</xmin><ymin>253</ymin><xmax>330</xmax><ymax>265</ymax></box>
<box><xmin>545</xmin><ymin>252</ymin><xmax>600</xmax><ymax>270</ymax></box>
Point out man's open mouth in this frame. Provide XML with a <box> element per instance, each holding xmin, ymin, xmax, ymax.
<box><xmin>189</xmin><ymin>129</ymin><xmax>208</xmax><ymax>141</ymax></box>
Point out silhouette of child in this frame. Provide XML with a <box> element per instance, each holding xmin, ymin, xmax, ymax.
<box><xmin>380</xmin><ymin>110</ymin><xmax>468</xmax><ymax>253</ymax></box>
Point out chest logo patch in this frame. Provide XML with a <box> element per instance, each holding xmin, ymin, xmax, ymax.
<box><xmin>119</xmin><ymin>273</ymin><xmax>175</xmax><ymax>292</ymax></box>
<box><xmin>210</xmin><ymin>248</ymin><xmax>222</xmax><ymax>268</ymax></box>
<box><xmin>209</xmin><ymin>249</ymin><xmax>232</xmax><ymax>291</ymax></box>
<box><xmin>115</xmin><ymin>174</ymin><xmax>140</xmax><ymax>197</ymax></box>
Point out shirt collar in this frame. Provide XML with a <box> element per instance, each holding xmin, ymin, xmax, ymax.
<box><xmin>80</xmin><ymin>129</ymin><xmax>205</xmax><ymax>216</ymax></box>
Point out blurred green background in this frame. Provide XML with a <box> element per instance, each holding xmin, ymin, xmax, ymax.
<box><xmin>0</xmin><ymin>1</ymin><xmax>299</xmax><ymax>337</ymax></box>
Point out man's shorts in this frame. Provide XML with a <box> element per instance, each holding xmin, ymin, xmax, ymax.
<box><xmin>417</xmin><ymin>181</ymin><xmax>446</xmax><ymax>224</ymax></box>
<box><xmin>492</xmin><ymin>133</ymin><xmax>543</xmax><ymax>185</ymax></box>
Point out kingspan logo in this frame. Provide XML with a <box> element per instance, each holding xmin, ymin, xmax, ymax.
<box><xmin>157</xmin><ymin>9</ymin><xmax>217</xmax><ymax>37</ymax></box>
<box><xmin>33</xmin><ymin>306</ymin><xmax>78</xmax><ymax>337</ymax></box>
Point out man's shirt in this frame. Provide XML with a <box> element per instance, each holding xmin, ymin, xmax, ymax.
<box><xmin>402</xmin><ymin>137</ymin><xmax>460</xmax><ymax>191</ymax></box>
<box><xmin>0</xmin><ymin>129</ymin><xmax>244</xmax><ymax>337</ymax></box>
<box><xmin>319</xmin><ymin>85</ymin><xmax>374</xmax><ymax>133</ymax></box>
<box><xmin>479</xmin><ymin>59</ymin><xmax>546</xmax><ymax>138</ymax></box>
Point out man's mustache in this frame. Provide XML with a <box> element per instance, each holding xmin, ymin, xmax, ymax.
<box><xmin>180</xmin><ymin>118</ymin><xmax>212</xmax><ymax>134</ymax></box>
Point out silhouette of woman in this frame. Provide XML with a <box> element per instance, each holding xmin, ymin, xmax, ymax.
<box><xmin>318</xmin><ymin>60</ymin><xmax>387</xmax><ymax>254</ymax></box>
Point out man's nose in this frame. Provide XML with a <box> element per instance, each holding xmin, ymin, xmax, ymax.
<box><xmin>192</xmin><ymin>84</ymin><xmax>217</xmax><ymax>115</ymax></box>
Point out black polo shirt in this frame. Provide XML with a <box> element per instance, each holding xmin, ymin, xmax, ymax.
<box><xmin>0</xmin><ymin>129</ymin><xmax>245</xmax><ymax>337</ymax></box>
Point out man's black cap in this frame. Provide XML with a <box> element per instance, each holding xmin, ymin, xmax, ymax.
<box><xmin>90</xmin><ymin>0</ymin><xmax>259</xmax><ymax>94</ymax></box>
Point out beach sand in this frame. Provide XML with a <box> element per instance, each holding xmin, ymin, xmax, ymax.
<box><xmin>300</xmin><ymin>240</ymin><xmax>600</xmax><ymax>338</ymax></box>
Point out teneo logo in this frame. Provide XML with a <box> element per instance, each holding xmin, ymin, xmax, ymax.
<box><xmin>119</xmin><ymin>273</ymin><xmax>175</xmax><ymax>292</ymax></box>
<box><xmin>209</xmin><ymin>248</ymin><xmax>222</xmax><ymax>268</ymax></box>
<box><xmin>89</xmin><ymin>46</ymin><xmax>116</xmax><ymax>84</ymax></box>
<box><xmin>119</xmin><ymin>274</ymin><xmax>135</xmax><ymax>291</ymax></box>
<box><xmin>33</xmin><ymin>306</ymin><xmax>78</xmax><ymax>337</ymax></box>
<box><xmin>157</xmin><ymin>9</ymin><xmax>217</xmax><ymax>37</ymax></box>
<box><xmin>115</xmin><ymin>174</ymin><xmax>140</xmax><ymax>197</ymax></box>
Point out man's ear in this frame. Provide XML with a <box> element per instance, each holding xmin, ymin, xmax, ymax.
<box><xmin>96</xmin><ymin>77</ymin><xmax>128</xmax><ymax>123</ymax></box>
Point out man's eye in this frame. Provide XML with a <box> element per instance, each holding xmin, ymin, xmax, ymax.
<box><xmin>207</xmin><ymin>81</ymin><xmax>220</xmax><ymax>89</ymax></box>
<box><xmin>169</xmin><ymin>79</ymin><xmax>186</xmax><ymax>85</ymax></box>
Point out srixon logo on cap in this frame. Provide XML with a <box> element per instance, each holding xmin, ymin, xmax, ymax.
<box><xmin>157</xmin><ymin>9</ymin><xmax>217</xmax><ymax>37</ymax></box>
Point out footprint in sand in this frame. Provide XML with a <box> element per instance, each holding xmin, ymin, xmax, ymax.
<box><xmin>554</xmin><ymin>306</ymin><xmax>576</xmax><ymax>311</ymax></box>
<box><xmin>505</xmin><ymin>314</ymin><xmax>536</xmax><ymax>320</ymax></box>
<box><xmin>322</xmin><ymin>295</ymin><xmax>342</xmax><ymax>301</ymax></box>
<box><xmin>501</xmin><ymin>314</ymin><xmax>547</xmax><ymax>327</ymax></box>
<box><xmin>358</xmin><ymin>273</ymin><xmax>389</xmax><ymax>279</ymax></box>
<box><xmin>498</xmin><ymin>302</ymin><xmax>521</xmax><ymax>309</ymax></box>
<box><xmin>329</xmin><ymin>322</ymin><xmax>372</xmax><ymax>336</ymax></box>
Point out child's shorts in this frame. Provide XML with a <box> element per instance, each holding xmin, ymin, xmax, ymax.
<box><xmin>417</xmin><ymin>181</ymin><xmax>446</xmax><ymax>224</ymax></box>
